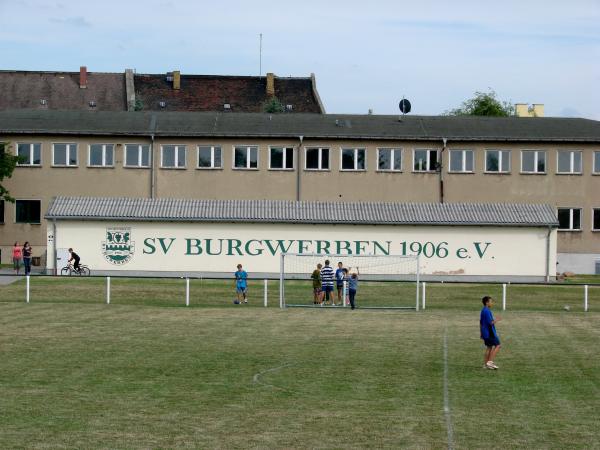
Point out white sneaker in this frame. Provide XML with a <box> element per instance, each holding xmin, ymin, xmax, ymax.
<box><xmin>486</xmin><ymin>361</ymin><xmax>498</xmax><ymax>369</ymax></box>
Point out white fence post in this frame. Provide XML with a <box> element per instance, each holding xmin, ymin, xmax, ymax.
<box><xmin>502</xmin><ymin>283</ymin><xmax>506</xmax><ymax>311</ymax></box>
<box><xmin>26</xmin><ymin>275</ymin><xmax>30</xmax><ymax>303</ymax></box>
<box><xmin>422</xmin><ymin>281</ymin><xmax>426</xmax><ymax>310</ymax></box>
<box><xmin>343</xmin><ymin>280</ymin><xmax>347</xmax><ymax>307</ymax></box>
<box><xmin>584</xmin><ymin>285</ymin><xmax>588</xmax><ymax>312</ymax></box>
<box><xmin>264</xmin><ymin>279</ymin><xmax>268</xmax><ymax>307</ymax></box>
<box><xmin>106</xmin><ymin>277</ymin><xmax>110</xmax><ymax>304</ymax></box>
<box><xmin>186</xmin><ymin>278</ymin><xmax>190</xmax><ymax>306</ymax></box>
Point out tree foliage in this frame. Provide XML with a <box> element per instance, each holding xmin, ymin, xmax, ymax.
<box><xmin>1</xmin><ymin>142</ymin><xmax>20</xmax><ymax>202</ymax></box>
<box><xmin>263</xmin><ymin>96</ymin><xmax>285</xmax><ymax>113</ymax></box>
<box><xmin>445</xmin><ymin>90</ymin><xmax>514</xmax><ymax>117</ymax></box>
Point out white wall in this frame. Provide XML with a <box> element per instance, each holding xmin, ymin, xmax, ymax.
<box><xmin>47</xmin><ymin>221</ymin><xmax>556</xmax><ymax>278</ymax></box>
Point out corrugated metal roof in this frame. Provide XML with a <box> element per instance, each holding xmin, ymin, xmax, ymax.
<box><xmin>1</xmin><ymin>110</ymin><xmax>600</xmax><ymax>142</ymax></box>
<box><xmin>45</xmin><ymin>197</ymin><xmax>559</xmax><ymax>227</ymax></box>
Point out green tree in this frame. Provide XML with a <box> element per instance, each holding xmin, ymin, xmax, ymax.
<box><xmin>445</xmin><ymin>90</ymin><xmax>515</xmax><ymax>117</ymax></box>
<box><xmin>263</xmin><ymin>96</ymin><xmax>285</xmax><ymax>113</ymax></box>
<box><xmin>0</xmin><ymin>142</ymin><xmax>20</xmax><ymax>202</ymax></box>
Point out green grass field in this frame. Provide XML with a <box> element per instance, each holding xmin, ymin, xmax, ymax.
<box><xmin>1</xmin><ymin>277</ymin><xmax>599</xmax><ymax>449</ymax></box>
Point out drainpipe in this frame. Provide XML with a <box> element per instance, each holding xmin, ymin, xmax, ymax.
<box><xmin>149</xmin><ymin>114</ymin><xmax>157</xmax><ymax>198</ymax></box>
<box><xmin>53</xmin><ymin>219</ymin><xmax>57</xmax><ymax>275</ymax></box>
<box><xmin>439</xmin><ymin>138</ymin><xmax>448</xmax><ymax>203</ymax></box>
<box><xmin>296</xmin><ymin>135</ymin><xmax>304</xmax><ymax>201</ymax></box>
<box><xmin>546</xmin><ymin>225</ymin><xmax>552</xmax><ymax>282</ymax></box>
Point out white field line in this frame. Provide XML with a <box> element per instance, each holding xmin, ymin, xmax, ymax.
<box><xmin>253</xmin><ymin>363</ymin><xmax>293</xmax><ymax>391</ymax></box>
<box><xmin>443</xmin><ymin>324</ymin><xmax>454</xmax><ymax>450</ymax></box>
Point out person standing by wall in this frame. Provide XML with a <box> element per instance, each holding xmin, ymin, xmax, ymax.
<box><xmin>12</xmin><ymin>242</ymin><xmax>22</xmax><ymax>275</ymax></box>
<box><xmin>480</xmin><ymin>296</ymin><xmax>502</xmax><ymax>369</ymax></box>
<box><xmin>235</xmin><ymin>264</ymin><xmax>248</xmax><ymax>304</ymax></box>
<box><xmin>320</xmin><ymin>260</ymin><xmax>335</xmax><ymax>305</ymax></box>
<box><xmin>22</xmin><ymin>242</ymin><xmax>32</xmax><ymax>276</ymax></box>
<box><xmin>348</xmin><ymin>267</ymin><xmax>359</xmax><ymax>310</ymax></box>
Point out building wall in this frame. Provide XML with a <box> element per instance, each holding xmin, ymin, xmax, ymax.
<box><xmin>1</xmin><ymin>134</ymin><xmax>598</xmax><ymax>272</ymax></box>
<box><xmin>47</xmin><ymin>220</ymin><xmax>556</xmax><ymax>281</ymax></box>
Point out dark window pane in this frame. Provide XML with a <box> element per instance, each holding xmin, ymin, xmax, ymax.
<box><xmin>126</xmin><ymin>146</ymin><xmax>138</xmax><ymax>166</ymax></box>
<box><xmin>176</xmin><ymin>147</ymin><xmax>186</xmax><ymax>167</ymax></box>
<box><xmin>18</xmin><ymin>144</ymin><xmax>31</xmax><ymax>164</ymax></box>
<box><xmin>306</xmin><ymin>149</ymin><xmax>319</xmax><ymax>169</ymax></box>
<box><xmin>320</xmin><ymin>148</ymin><xmax>329</xmax><ymax>169</ymax></box>
<box><xmin>393</xmin><ymin>150</ymin><xmax>402</xmax><ymax>170</ymax></box>
<box><xmin>522</xmin><ymin>151</ymin><xmax>535</xmax><ymax>172</ymax></box>
<box><xmin>558</xmin><ymin>209</ymin><xmax>570</xmax><ymax>229</ymax></box>
<box><xmin>198</xmin><ymin>147</ymin><xmax>212</xmax><ymax>167</ymax></box>
<box><xmin>0</xmin><ymin>200</ymin><xmax>4</xmax><ymax>223</ymax></box>
<box><xmin>90</xmin><ymin>145</ymin><xmax>103</xmax><ymax>165</ymax></box>
<box><xmin>487</xmin><ymin>151</ymin><xmax>499</xmax><ymax>171</ymax></box>
<box><xmin>573</xmin><ymin>209</ymin><xmax>581</xmax><ymax>230</ymax></box>
<box><xmin>593</xmin><ymin>209</ymin><xmax>600</xmax><ymax>230</ymax></box>
<box><xmin>163</xmin><ymin>146</ymin><xmax>175</xmax><ymax>167</ymax></box>
<box><xmin>141</xmin><ymin>146</ymin><xmax>150</xmax><ymax>166</ymax></box>
<box><xmin>270</xmin><ymin>148</ymin><xmax>283</xmax><ymax>168</ymax></box>
<box><xmin>429</xmin><ymin>151</ymin><xmax>438</xmax><ymax>170</ymax></box>
<box><xmin>16</xmin><ymin>200</ymin><xmax>41</xmax><ymax>224</ymax></box>
<box><xmin>558</xmin><ymin>151</ymin><xmax>570</xmax><ymax>172</ymax></box>
<box><xmin>213</xmin><ymin>147</ymin><xmax>221</xmax><ymax>167</ymax></box>
<box><xmin>465</xmin><ymin>151</ymin><xmax>473</xmax><ymax>171</ymax></box>
<box><xmin>105</xmin><ymin>145</ymin><xmax>114</xmax><ymax>166</ymax></box>
<box><xmin>54</xmin><ymin>144</ymin><xmax>67</xmax><ymax>165</ymax></box>
<box><xmin>234</xmin><ymin>148</ymin><xmax>246</xmax><ymax>168</ymax></box>
<box><xmin>595</xmin><ymin>153</ymin><xmax>600</xmax><ymax>173</ymax></box>
<box><xmin>285</xmin><ymin>147</ymin><xmax>294</xmax><ymax>169</ymax></box>
<box><xmin>450</xmin><ymin>152</ymin><xmax>462</xmax><ymax>171</ymax></box>
<box><xmin>379</xmin><ymin>149</ymin><xmax>391</xmax><ymax>170</ymax></box>
<box><xmin>249</xmin><ymin>147</ymin><xmax>258</xmax><ymax>168</ymax></box>
<box><xmin>342</xmin><ymin>149</ymin><xmax>354</xmax><ymax>170</ymax></box>
<box><xmin>68</xmin><ymin>145</ymin><xmax>77</xmax><ymax>165</ymax></box>
<box><xmin>537</xmin><ymin>152</ymin><xmax>546</xmax><ymax>172</ymax></box>
<box><xmin>357</xmin><ymin>149</ymin><xmax>365</xmax><ymax>170</ymax></box>
<box><xmin>501</xmin><ymin>151</ymin><xmax>510</xmax><ymax>172</ymax></box>
<box><xmin>414</xmin><ymin>150</ymin><xmax>426</xmax><ymax>171</ymax></box>
<box><xmin>573</xmin><ymin>152</ymin><xmax>581</xmax><ymax>172</ymax></box>
<box><xmin>33</xmin><ymin>144</ymin><xmax>41</xmax><ymax>165</ymax></box>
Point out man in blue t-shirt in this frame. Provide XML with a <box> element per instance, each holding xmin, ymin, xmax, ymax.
<box><xmin>235</xmin><ymin>264</ymin><xmax>248</xmax><ymax>304</ymax></box>
<box><xmin>480</xmin><ymin>296</ymin><xmax>501</xmax><ymax>369</ymax></box>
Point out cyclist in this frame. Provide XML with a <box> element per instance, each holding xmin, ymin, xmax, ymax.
<box><xmin>68</xmin><ymin>248</ymin><xmax>81</xmax><ymax>273</ymax></box>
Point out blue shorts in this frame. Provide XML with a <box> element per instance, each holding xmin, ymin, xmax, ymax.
<box><xmin>322</xmin><ymin>285</ymin><xmax>333</xmax><ymax>293</ymax></box>
<box><xmin>236</xmin><ymin>286</ymin><xmax>247</xmax><ymax>294</ymax></box>
<box><xmin>483</xmin><ymin>336</ymin><xmax>500</xmax><ymax>347</ymax></box>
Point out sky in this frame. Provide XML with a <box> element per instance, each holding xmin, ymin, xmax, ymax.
<box><xmin>0</xmin><ymin>0</ymin><xmax>599</xmax><ymax>119</ymax></box>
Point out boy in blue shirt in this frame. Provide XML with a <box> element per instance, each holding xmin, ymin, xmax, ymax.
<box><xmin>235</xmin><ymin>264</ymin><xmax>248</xmax><ymax>304</ymax></box>
<box><xmin>480</xmin><ymin>296</ymin><xmax>501</xmax><ymax>369</ymax></box>
<box><xmin>335</xmin><ymin>261</ymin><xmax>345</xmax><ymax>306</ymax></box>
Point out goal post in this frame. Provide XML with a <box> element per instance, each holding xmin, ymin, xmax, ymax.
<box><xmin>279</xmin><ymin>253</ymin><xmax>420</xmax><ymax>310</ymax></box>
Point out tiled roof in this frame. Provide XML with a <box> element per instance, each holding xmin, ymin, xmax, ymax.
<box><xmin>2</xmin><ymin>110</ymin><xmax>600</xmax><ymax>142</ymax></box>
<box><xmin>0</xmin><ymin>71</ymin><xmax>126</xmax><ymax>111</ymax></box>
<box><xmin>135</xmin><ymin>74</ymin><xmax>323</xmax><ymax>113</ymax></box>
<box><xmin>46</xmin><ymin>197</ymin><xmax>559</xmax><ymax>227</ymax></box>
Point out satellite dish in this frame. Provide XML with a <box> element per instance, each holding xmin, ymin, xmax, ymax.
<box><xmin>399</xmin><ymin>98</ymin><xmax>411</xmax><ymax>114</ymax></box>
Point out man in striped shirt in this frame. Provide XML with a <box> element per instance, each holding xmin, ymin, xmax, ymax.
<box><xmin>320</xmin><ymin>259</ymin><xmax>336</xmax><ymax>305</ymax></box>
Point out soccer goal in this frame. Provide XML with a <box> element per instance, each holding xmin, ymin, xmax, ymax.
<box><xmin>279</xmin><ymin>253</ymin><xmax>420</xmax><ymax>310</ymax></box>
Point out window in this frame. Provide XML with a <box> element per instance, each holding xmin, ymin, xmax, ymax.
<box><xmin>161</xmin><ymin>145</ymin><xmax>186</xmax><ymax>168</ymax></box>
<box><xmin>17</xmin><ymin>143</ymin><xmax>41</xmax><ymax>166</ymax></box>
<box><xmin>234</xmin><ymin>146</ymin><xmax>259</xmax><ymax>169</ymax></box>
<box><xmin>125</xmin><ymin>144</ymin><xmax>150</xmax><ymax>168</ymax></box>
<box><xmin>89</xmin><ymin>144</ymin><xmax>114</xmax><ymax>167</ymax></box>
<box><xmin>485</xmin><ymin>150</ymin><xmax>510</xmax><ymax>173</ymax></box>
<box><xmin>521</xmin><ymin>150</ymin><xmax>546</xmax><ymax>173</ymax></box>
<box><xmin>557</xmin><ymin>208</ymin><xmax>581</xmax><ymax>231</ymax></box>
<box><xmin>413</xmin><ymin>149</ymin><xmax>438</xmax><ymax>172</ymax></box>
<box><xmin>269</xmin><ymin>147</ymin><xmax>294</xmax><ymax>170</ymax></box>
<box><xmin>0</xmin><ymin>200</ymin><xmax>4</xmax><ymax>224</ymax></box>
<box><xmin>557</xmin><ymin>150</ymin><xmax>582</xmax><ymax>174</ymax></box>
<box><xmin>593</xmin><ymin>151</ymin><xmax>600</xmax><ymax>174</ymax></box>
<box><xmin>449</xmin><ymin>150</ymin><xmax>474</xmax><ymax>173</ymax></box>
<box><xmin>341</xmin><ymin>148</ymin><xmax>366</xmax><ymax>171</ymax></box>
<box><xmin>15</xmin><ymin>200</ymin><xmax>41</xmax><ymax>224</ymax></box>
<box><xmin>305</xmin><ymin>147</ymin><xmax>329</xmax><ymax>170</ymax></box>
<box><xmin>198</xmin><ymin>146</ymin><xmax>222</xmax><ymax>169</ymax></box>
<box><xmin>53</xmin><ymin>143</ymin><xmax>78</xmax><ymax>166</ymax></box>
<box><xmin>593</xmin><ymin>209</ymin><xmax>600</xmax><ymax>231</ymax></box>
<box><xmin>377</xmin><ymin>148</ymin><xmax>402</xmax><ymax>171</ymax></box>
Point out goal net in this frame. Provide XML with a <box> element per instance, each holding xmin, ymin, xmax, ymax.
<box><xmin>279</xmin><ymin>253</ymin><xmax>420</xmax><ymax>310</ymax></box>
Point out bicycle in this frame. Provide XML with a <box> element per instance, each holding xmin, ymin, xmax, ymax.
<box><xmin>61</xmin><ymin>262</ymin><xmax>91</xmax><ymax>276</ymax></box>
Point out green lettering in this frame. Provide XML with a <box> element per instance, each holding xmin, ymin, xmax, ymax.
<box><xmin>316</xmin><ymin>240</ymin><xmax>330</xmax><ymax>254</ymax></box>
<box><xmin>205</xmin><ymin>239</ymin><xmax>223</xmax><ymax>256</ymax></box>
<box><xmin>297</xmin><ymin>240</ymin><xmax>312</xmax><ymax>254</ymax></box>
<box><xmin>245</xmin><ymin>239</ymin><xmax>263</xmax><ymax>256</ymax></box>
<box><xmin>227</xmin><ymin>239</ymin><xmax>243</xmax><ymax>256</ymax></box>
<box><xmin>264</xmin><ymin>240</ymin><xmax>295</xmax><ymax>256</ymax></box>
<box><xmin>185</xmin><ymin>238</ymin><xmax>202</xmax><ymax>255</ymax></box>
<box><xmin>143</xmin><ymin>238</ymin><xmax>156</xmax><ymax>254</ymax></box>
<box><xmin>355</xmin><ymin>241</ymin><xmax>370</xmax><ymax>255</ymax></box>
<box><xmin>373</xmin><ymin>240</ymin><xmax>391</xmax><ymax>256</ymax></box>
<box><xmin>456</xmin><ymin>248</ymin><xmax>469</xmax><ymax>259</ymax></box>
<box><xmin>158</xmin><ymin>237</ymin><xmax>176</xmax><ymax>254</ymax></box>
<box><xmin>474</xmin><ymin>242</ymin><xmax>492</xmax><ymax>258</ymax></box>
<box><xmin>335</xmin><ymin>240</ymin><xmax>353</xmax><ymax>255</ymax></box>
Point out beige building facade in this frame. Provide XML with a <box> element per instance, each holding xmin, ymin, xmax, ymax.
<box><xmin>1</xmin><ymin>110</ymin><xmax>599</xmax><ymax>274</ymax></box>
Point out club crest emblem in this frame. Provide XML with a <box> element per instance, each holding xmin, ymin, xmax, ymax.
<box><xmin>102</xmin><ymin>227</ymin><xmax>135</xmax><ymax>265</ymax></box>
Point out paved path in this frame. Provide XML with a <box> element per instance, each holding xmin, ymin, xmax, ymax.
<box><xmin>0</xmin><ymin>275</ymin><xmax>21</xmax><ymax>285</ymax></box>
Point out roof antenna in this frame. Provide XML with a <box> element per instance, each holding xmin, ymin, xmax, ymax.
<box><xmin>259</xmin><ymin>33</ymin><xmax>263</xmax><ymax>77</ymax></box>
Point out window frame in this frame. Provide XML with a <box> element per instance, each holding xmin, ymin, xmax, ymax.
<box><xmin>557</xmin><ymin>207</ymin><xmax>582</xmax><ymax>231</ymax></box>
<box><xmin>0</xmin><ymin>200</ymin><xmax>4</xmax><ymax>224</ymax></box>
<box><xmin>520</xmin><ymin>150</ymin><xmax>546</xmax><ymax>174</ymax></box>
<box><xmin>197</xmin><ymin>145</ymin><xmax>223</xmax><ymax>170</ymax></box>
<box><xmin>88</xmin><ymin>143</ymin><xmax>115</xmax><ymax>168</ymax></box>
<box><xmin>268</xmin><ymin>146</ymin><xmax>295</xmax><ymax>170</ymax></box>
<box><xmin>160</xmin><ymin>144</ymin><xmax>187</xmax><ymax>169</ymax></box>
<box><xmin>413</xmin><ymin>149</ymin><xmax>439</xmax><ymax>172</ymax></box>
<box><xmin>556</xmin><ymin>150</ymin><xmax>582</xmax><ymax>175</ymax></box>
<box><xmin>448</xmin><ymin>149</ymin><xmax>475</xmax><ymax>173</ymax></box>
<box><xmin>484</xmin><ymin>149</ymin><xmax>511</xmax><ymax>173</ymax></box>
<box><xmin>15</xmin><ymin>199</ymin><xmax>42</xmax><ymax>224</ymax></box>
<box><xmin>340</xmin><ymin>147</ymin><xmax>367</xmax><ymax>171</ymax></box>
<box><xmin>592</xmin><ymin>151</ymin><xmax>600</xmax><ymax>175</ymax></box>
<box><xmin>16</xmin><ymin>142</ymin><xmax>42</xmax><ymax>167</ymax></box>
<box><xmin>124</xmin><ymin>144</ymin><xmax>151</xmax><ymax>168</ymax></box>
<box><xmin>376</xmin><ymin>147</ymin><xmax>403</xmax><ymax>172</ymax></box>
<box><xmin>232</xmin><ymin>145</ymin><xmax>259</xmax><ymax>170</ymax></box>
<box><xmin>52</xmin><ymin>143</ymin><xmax>78</xmax><ymax>167</ymax></box>
<box><xmin>304</xmin><ymin>146</ymin><xmax>330</xmax><ymax>171</ymax></box>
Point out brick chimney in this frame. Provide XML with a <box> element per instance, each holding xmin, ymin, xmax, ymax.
<box><xmin>266</xmin><ymin>72</ymin><xmax>275</xmax><ymax>97</ymax></box>
<box><xmin>173</xmin><ymin>70</ymin><xmax>181</xmax><ymax>90</ymax></box>
<box><xmin>79</xmin><ymin>66</ymin><xmax>87</xmax><ymax>89</ymax></box>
